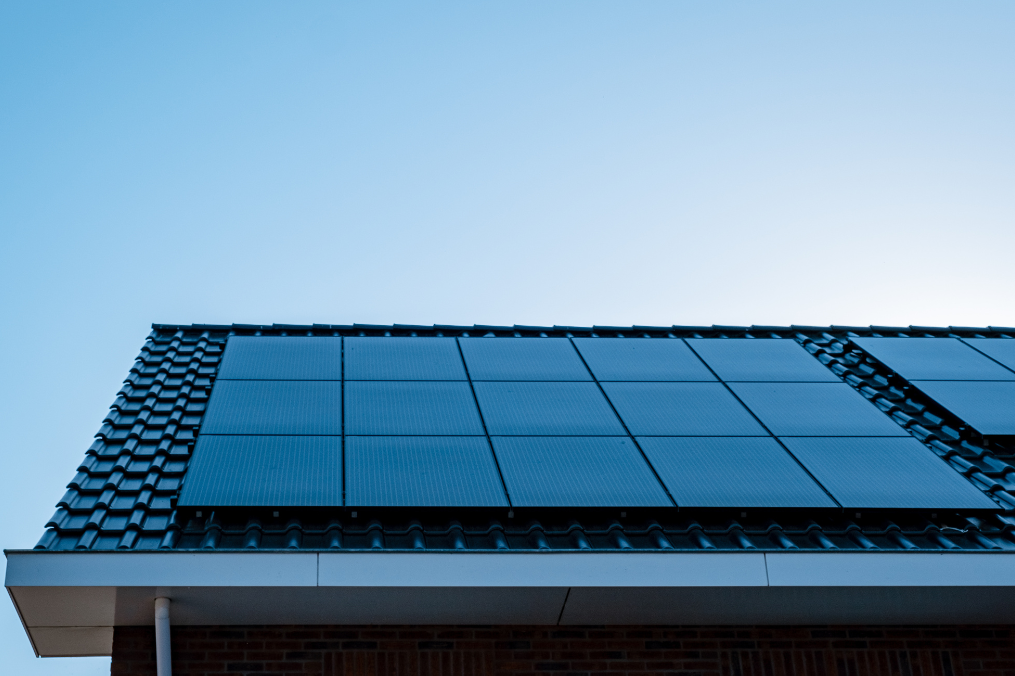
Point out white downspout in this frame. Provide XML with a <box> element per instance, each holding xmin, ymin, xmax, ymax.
<box><xmin>154</xmin><ymin>597</ymin><xmax>172</xmax><ymax>676</ymax></box>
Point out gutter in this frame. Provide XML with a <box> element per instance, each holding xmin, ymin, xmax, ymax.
<box><xmin>7</xmin><ymin>549</ymin><xmax>1015</xmax><ymax>656</ymax></box>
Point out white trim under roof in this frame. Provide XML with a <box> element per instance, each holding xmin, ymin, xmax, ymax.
<box><xmin>7</xmin><ymin>550</ymin><xmax>1015</xmax><ymax>657</ymax></box>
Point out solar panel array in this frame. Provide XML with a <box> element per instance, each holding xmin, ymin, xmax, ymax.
<box><xmin>178</xmin><ymin>336</ymin><xmax>997</xmax><ymax>510</ymax></box>
<box><xmin>852</xmin><ymin>338</ymin><xmax>1015</xmax><ymax>436</ymax></box>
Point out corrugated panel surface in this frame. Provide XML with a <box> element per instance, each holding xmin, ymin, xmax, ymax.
<box><xmin>781</xmin><ymin>437</ymin><xmax>999</xmax><ymax>510</ymax></box>
<box><xmin>344</xmin><ymin>381</ymin><xmax>484</xmax><ymax>435</ymax></box>
<box><xmin>459</xmin><ymin>338</ymin><xmax>591</xmax><ymax>381</ymax></box>
<box><xmin>637</xmin><ymin>437</ymin><xmax>836</xmax><ymax>508</ymax></box>
<box><xmin>473</xmin><ymin>382</ymin><xmax>625</xmax><ymax>435</ymax></box>
<box><xmin>178</xmin><ymin>435</ymin><xmax>342</xmax><ymax>506</ymax></box>
<box><xmin>911</xmin><ymin>381</ymin><xmax>1015</xmax><ymax>437</ymax></box>
<box><xmin>572</xmin><ymin>338</ymin><xmax>716</xmax><ymax>381</ymax></box>
<box><xmin>729</xmin><ymin>383</ymin><xmax>909</xmax><ymax>437</ymax></box>
<box><xmin>601</xmin><ymin>382</ymin><xmax>767</xmax><ymax>436</ymax></box>
<box><xmin>964</xmin><ymin>338</ymin><xmax>1015</xmax><ymax>373</ymax></box>
<box><xmin>687</xmin><ymin>339</ymin><xmax>841</xmax><ymax>382</ymax></box>
<box><xmin>344</xmin><ymin>337</ymin><xmax>467</xmax><ymax>381</ymax></box>
<box><xmin>851</xmin><ymin>337</ymin><xmax>1015</xmax><ymax>381</ymax></box>
<box><xmin>201</xmin><ymin>380</ymin><xmax>343</xmax><ymax>435</ymax></box>
<box><xmin>216</xmin><ymin>336</ymin><xmax>343</xmax><ymax>380</ymax></box>
<box><xmin>491</xmin><ymin>436</ymin><xmax>671</xmax><ymax>507</ymax></box>
<box><xmin>345</xmin><ymin>436</ymin><xmax>507</xmax><ymax>507</ymax></box>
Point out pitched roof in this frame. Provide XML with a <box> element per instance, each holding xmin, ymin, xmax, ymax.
<box><xmin>33</xmin><ymin>323</ymin><xmax>1015</xmax><ymax>554</ymax></box>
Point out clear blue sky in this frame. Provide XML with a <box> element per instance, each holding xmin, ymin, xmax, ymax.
<box><xmin>1</xmin><ymin>2</ymin><xmax>1013</xmax><ymax>673</ymax></box>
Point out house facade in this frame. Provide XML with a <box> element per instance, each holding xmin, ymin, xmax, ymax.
<box><xmin>7</xmin><ymin>323</ymin><xmax>1015</xmax><ymax>676</ymax></box>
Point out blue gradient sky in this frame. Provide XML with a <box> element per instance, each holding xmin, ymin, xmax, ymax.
<box><xmin>2</xmin><ymin>2</ymin><xmax>1013</xmax><ymax>672</ymax></box>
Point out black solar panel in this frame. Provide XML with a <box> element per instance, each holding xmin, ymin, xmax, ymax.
<box><xmin>473</xmin><ymin>382</ymin><xmax>625</xmax><ymax>435</ymax></box>
<box><xmin>178</xmin><ymin>436</ymin><xmax>342</xmax><ymax>506</ymax></box>
<box><xmin>686</xmin><ymin>339</ymin><xmax>840</xmax><ymax>382</ymax></box>
<box><xmin>636</xmin><ymin>437</ymin><xmax>835</xmax><ymax>508</ymax></box>
<box><xmin>490</xmin><ymin>436</ymin><xmax>671</xmax><ymax>507</ymax></box>
<box><xmin>911</xmin><ymin>381</ymin><xmax>1015</xmax><ymax>436</ymax></box>
<box><xmin>780</xmin><ymin>437</ymin><xmax>999</xmax><ymax>509</ymax></box>
<box><xmin>201</xmin><ymin>380</ymin><xmax>343</xmax><ymax>435</ymax></box>
<box><xmin>601</xmin><ymin>383</ymin><xmax>767</xmax><ymax>436</ymax></box>
<box><xmin>345</xmin><ymin>437</ymin><xmax>507</xmax><ymax>507</ymax></box>
<box><xmin>852</xmin><ymin>337</ymin><xmax>1015</xmax><ymax>381</ymax></box>
<box><xmin>964</xmin><ymin>339</ymin><xmax>1015</xmax><ymax>374</ymax></box>
<box><xmin>572</xmin><ymin>338</ymin><xmax>716</xmax><ymax>381</ymax></box>
<box><xmin>344</xmin><ymin>337</ymin><xmax>467</xmax><ymax>380</ymax></box>
<box><xmin>459</xmin><ymin>338</ymin><xmax>591</xmax><ymax>381</ymax></box>
<box><xmin>344</xmin><ymin>382</ymin><xmax>485</xmax><ymax>435</ymax></box>
<box><xmin>217</xmin><ymin>336</ymin><xmax>343</xmax><ymax>380</ymax></box>
<box><xmin>729</xmin><ymin>383</ymin><xmax>908</xmax><ymax>437</ymax></box>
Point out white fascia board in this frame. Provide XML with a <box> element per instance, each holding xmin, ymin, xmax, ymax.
<box><xmin>5</xmin><ymin>551</ymin><xmax>317</xmax><ymax>588</ymax></box>
<box><xmin>317</xmin><ymin>551</ymin><xmax>769</xmax><ymax>587</ymax></box>
<box><xmin>9</xmin><ymin>549</ymin><xmax>1015</xmax><ymax>657</ymax></box>
<box><xmin>766</xmin><ymin>552</ymin><xmax>1015</xmax><ymax>586</ymax></box>
<box><xmin>9</xmin><ymin>550</ymin><xmax>1015</xmax><ymax>590</ymax></box>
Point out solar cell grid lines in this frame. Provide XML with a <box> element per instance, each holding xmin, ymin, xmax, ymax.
<box><xmin>473</xmin><ymin>382</ymin><xmax>626</xmax><ymax>435</ymax></box>
<box><xmin>179</xmin><ymin>436</ymin><xmax>342</xmax><ymax>506</ymax></box>
<box><xmin>910</xmin><ymin>381</ymin><xmax>1015</xmax><ymax>437</ymax></box>
<box><xmin>344</xmin><ymin>381</ymin><xmax>485</xmax><ymax>435</ymax></box>
<box><xmin>216</xmin><ymin>336</ymin><xmax>343</xmax><ymax>380</ymax></box>
<box><xmin>686</xmin><ymin>338</ymin><xmax>841</xmax><ymax>382</ymax></box>
<box><xmin>201</xmin><ymin>380</ymin><xmax>343</xmax><ymax>435</ymax></box>
<box><xmin>851</xmin><ymin>337</ymin><xmax>1015</xmax><ymax>381</ymax></box>
<box><xmin>490</xmin><ymin>436</ymin><xmax>671</xmax><ymax>507</ymax></box>
<box><xmin>459</xmin><ymin>337</ymin><xmax>592</xmax><ymax>380</ymax></box>
<box><xmin>779</xmin><ymin>437</ymin><xmax>999</xmax><ymax>510</ymax></box>
<box><xmin>187</xmin><ymin>332</ymin><xmax>1003</xmax><ymax>512</ymax></box>
<box><xmin>572</xmin><ymin>338</ymin><xmax>716</xmax><ymax>381</ymax></box>
<box><xmin>345</xmin><ymin>437</ymin><xmax>508</xmax><ymax>507</ymax></box>
<box><xmin>601</xmin><ymin>382</ymin><xmax>768</xmax><ymax>436</ymax></box>
<box><xmin>636</xmin><ymin>437</ymin><xmax>835</xmax><ymax>508</ymax></box>
<box><xmin>963</xmin><ymin>338</ymin><xmax>1015</xmax><ymax>374</ymax></box>
<box><xmin>344</xmin><ymin>337</ymin><xmax>467</xmax><ymax>380</ymax></box>
<box><xmin>729</xmin><ymin>383</ymin><xmax>909</xmax><ymax>437</ymax></box>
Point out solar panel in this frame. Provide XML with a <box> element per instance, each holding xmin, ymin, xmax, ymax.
<box><xmin>728</xmin><ymin>383</ymin><xmax>908</xmax><ymax>437</ymax></box>
<box><xmin>344</xmin><ymin>337</ymin><xmax>467</xmax><ymax>380</ymax></box>
<box><xmin>344</xmin><ymin>382</ymin><xmax>485</xmax><ymax>435</ymax></box>
<box><xmin>780</xmin><ymin>437</ymin><xmax>998</xmax><ymax>509</ymax></box>
<box><xmin>572</xmin><ymin>338</ymin><xmax>716</xmax><ymax>381</ymax></box>
<box><xmin>201</xmin><ymin>381</ymin><xmax>342</xmax><ymax>435</ymax></box>
<box><xmin>910</xmin><ymin>381</ymin><xmax>1015</xmax><ymax>436</ymax></box>
<box><xmin>473</xmin><ymin>382</ymin><xmax>626</xmax><ymax>435</ymax></box>
<box><xmin>345</xmin><ymin>437</ymin><xmax>507</xmax><ymax>507</ymax></box>
<box><xmin>178</xmin><ymin>436</ymin><xmax>342</xmax><ymax>506</ymax></box>
<box><xmin>851</xmin><ymin>337</ymin><xmax>1015</xmax><ymax>381</ymax></box>
<box><xmin>217</xmin><ymin>336</ymin><xmax>343</xmax><ymax>380</ymax></box>
<box><xmin>490</xmin><ymin>436</ymin><xmax>671</xmax><ymax>507</ymax></box>
<box><xmin>600</xmin><ymin>383</ymin><xmax>767</xmax><ymax>436</ymax></box>
<box><xmin>686</xmin><ymin>339</ymin><xmax>840</xmax><ymax>382</ymax></box>
<box><xmin>963</xmin><ymin>339</ymin><xmax>1015</xmax><ymax>374</ymax></box>
<box><xmin>459</xmin><ymin>338</ymin><xmax>591</xmax><ymax>381</ymax></box>
<box><xmin>636</xmin><ymin>437</ymin><xmax>836</xmax><ymax>508</ymax></box>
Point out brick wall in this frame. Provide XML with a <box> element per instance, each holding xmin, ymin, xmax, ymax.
<box><xmin>111</xmin><ymin>625</ymin><xmax>1015</xmax><ymax>676</ymax></box>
